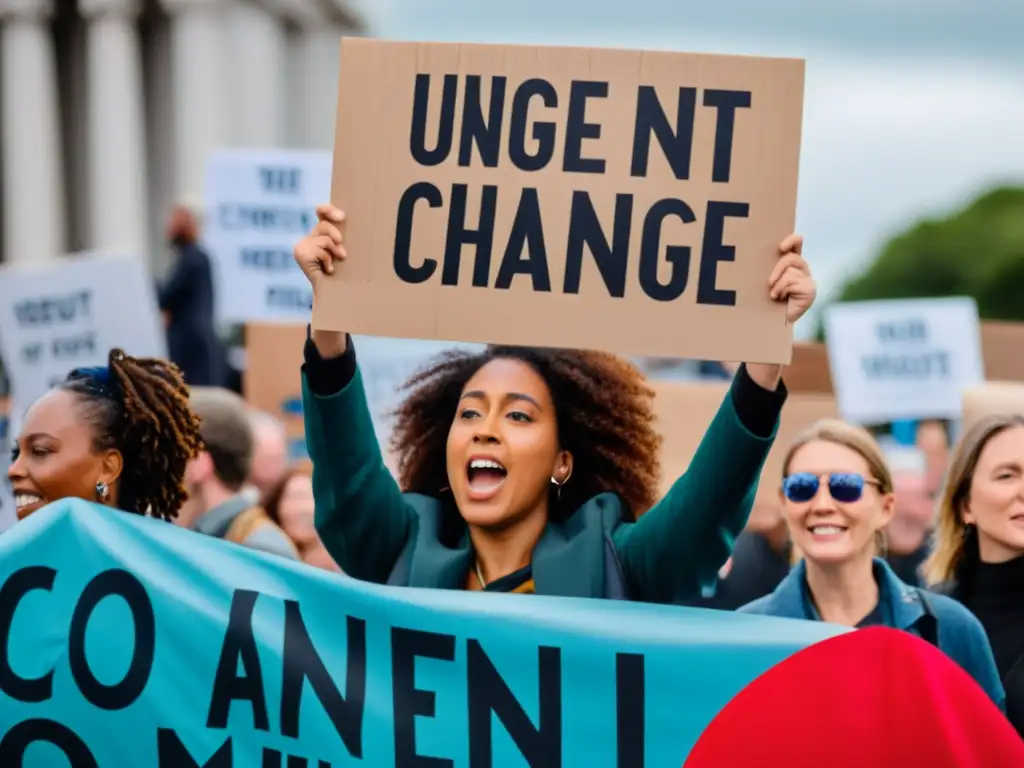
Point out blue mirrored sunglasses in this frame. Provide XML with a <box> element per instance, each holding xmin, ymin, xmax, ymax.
<box><xmin>781</xmin><ymin>472</ymin><xmax>879</xmax><ymax>504</ymax></box>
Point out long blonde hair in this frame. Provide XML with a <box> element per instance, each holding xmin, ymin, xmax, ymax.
<box><xmin>923</xmin><ymin>413</ymin><xmax>1024</xmax><ymax>587</ymax></box>
<box><xmin>781</xmin><ymin>419</ymin><xmax>894</xmax><ymax>565</ymax></box>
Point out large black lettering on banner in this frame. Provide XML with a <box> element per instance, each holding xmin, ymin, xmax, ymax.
<box><xmin>205</xmin><ymin>590</ymin><xmax>367</xmax><ymax>759</ymax></box>
<box><xmin>0</xmin><ymin>566</ymin><xmax>155</xmax><ymax>708</ymax></box>
<box><xmin>389</xmin><ymin>626</ymin><xmax>647</xmax><ymax>767</ymax></box>
<box><xmin>0</xmin><ymin>567</ymin><xmax>156</xmax><ymax>766</ymax></box>
<box><xmin>396</xmin><ymin>73</ymin><xmax>752</xmax><ymax>306</ymax></box>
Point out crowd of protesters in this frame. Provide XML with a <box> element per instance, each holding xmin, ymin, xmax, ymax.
<box><xmin>5</xmin><ymin>199</ymin><xmax>1023</xmax><ymax>755</ymax></box>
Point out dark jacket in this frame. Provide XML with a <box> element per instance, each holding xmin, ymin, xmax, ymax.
<box><xmin>302</xmin><ymin>334</ymin><xmax>786</xmax><ymax>602</ymax></box>
<box><xmin>158</xmin><ymin>242</ymin><xmax>224</xmax><ymax>387</ymax></box>
<box><xmin>740</xmin><ymin>558</ymin><xmax>1006</xmax><ymax>709</ymax></box>
<box><xmin>932</xmin><ymin>577</ymin><xmax>1024</xmax><ymax>736</ymax></box>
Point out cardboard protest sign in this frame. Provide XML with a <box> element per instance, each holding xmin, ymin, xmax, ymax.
<box><xmin>962</xmin><ymin>382</ymin><xmax>1024</xmax><ymax>432</ymax></box>
<box><xmin>981</xmin><ymin>321</ymin><xmax>1024</xmax><ymax>382</ymax></box>
<box><xmin>650</xmin><ymin>380</ymin><xmax>837</xmax><ymax>502</ymax></box>
<box><xmin>205</xmin><ymin>149</ymin><xmax>332</xmax><ymax>324</ymax></box>
<box><xmin>0</xmin><ymin>500</ymin><xmax>846</xmax><ymax>765</ymax></box>
<box><xmin>316</xmin><ymin>39</ymin><xmax>805</xmax><ymax>363</ymax></box>
<box><xmin>784</xmin><ymin>341</ymin><xmax>832</xmax><ymax>393</ymax></box>
<box><xmin>244</xmin><ymin>324</ymin><xmax>482</xmax><ymax>473</ymax></box>
<box><xmin>0</xmin><ymin>252</ymin><xmax>166</xmax><ymax>429</ymax></box>
<box><xmin>243</xmin><ymin>323</ymin><xmax>313</xmax><ymax>467</ymax></box>
<box><xmin>824</xmin><ymin>297</ymin><xmax>984</xmax><ymax>425</ymax></box>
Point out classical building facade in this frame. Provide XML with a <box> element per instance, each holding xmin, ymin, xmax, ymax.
<box><xmin>0</xmin><ymin>0</ymin><xmax>364</xmax><ymax>267</ymax></box>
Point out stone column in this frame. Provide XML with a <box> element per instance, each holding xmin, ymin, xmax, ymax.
<box><xmin>0</xmin><ymin>0</ymin><xmax>67</xmax><ymax>262</ymax></box>
<box><xmin>160</xmin><ymin>0</ymin><xmax>224</xmax><ymax>205</ymax></box>
<box><xmin>80</xmin><ymin>0</ymin><xmax>148</xmax><ymax>252</ymax></box>
<box><xmin>296</xmin><ymin>23</ymin><xmax>345</xmax><ymax>149</ymax></box>
<box><xmin>225</xmin><ymin>0</ymin><xmax>286</xmax><ymax>147</ymax></box>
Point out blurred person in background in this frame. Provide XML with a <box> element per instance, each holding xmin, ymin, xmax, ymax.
<box><xmin>885</xmin><ymin>446</ymin><xmax>935</xmax><ymax>586</ymax></box>
<box><xmin>247</xmin><ymin>409</ymin><xmax>290</xmax><ymax>498</ymax></box>
<box><xmin>7</xmin><ymin>349</ymin><xmax>201</xmax><ymax>523</ymax></box>
<box><xmin>926</xmin><ymin>413</ymin><xmax>1024</xmax><ymax>736</ymax></box>
<box><xmin>918</xmin><ymin>419</ymin><xmax>951</xmax><ymax>497</ymax></box>
<box><xmin>741</xmin><ymin>419</ymin><xmax>1004</xmax><ymax>708</ymax></box>
<box><xmin>158</xmin><ymin>204</ymin><xmax>225</xmax><ymax>387</ymax></box>
<box><xmin>262</xmin><ymin>466</ymin><xmax>339</xmax><ymax>572</ymax></box>
<box><xmin>178</xmin><ymin>387</ymin><xmax>297</xmax><ymax>560</ymax></box>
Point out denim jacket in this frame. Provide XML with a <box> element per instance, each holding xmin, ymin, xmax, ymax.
<box><xmin>740</xmin><ymin>558</ymin><xmax>1006</xmax><ymax>710</ymax></box>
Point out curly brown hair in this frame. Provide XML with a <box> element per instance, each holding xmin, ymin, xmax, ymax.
<box><xmin>389</xmin><ymin>345</ymin><xmax>662</xmax><ymax>523</ymax></box>
<box><xmin>61</xmin><ymin>348</ymin><xmax>202</xmax><ymax>521</ymax></box>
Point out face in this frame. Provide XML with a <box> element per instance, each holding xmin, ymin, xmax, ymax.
<box><xmin>7</xmin><ymin>390</ymin><xmax>121</xmax><ymax>520</ymax></box>
<box><xmin>446</xmin><ymin>358</ymin><xmax>572</xmax><ymax>530</ymax></box>
<box><xmin>887</xmin><ymin>471</ymin><xmax>934</xmax><ymax>554</ymax></box>
<box><xmin>250</xmin><ymin>422</ymin><xmax>288</xmax><ymax>494</ymax></box>
<box><xmin>278</xmin><ymin>474</ymin><xmax>316</xmax><ymax>544</ymax></box>
<box><xmin>962</xmin><ymin>426</ymin><xmax>1024</xmax><ymax>563</ymax></box>
<box><xmin>781</xmin><ymin>440</ymin><xmax>894</xmax><ymax>566</ymax></box>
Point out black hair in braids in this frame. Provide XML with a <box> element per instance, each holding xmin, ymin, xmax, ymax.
<box><xmin>61</xmin><ymin>348</ymin><xmax>202</xmax><ymax>521</ymax></box>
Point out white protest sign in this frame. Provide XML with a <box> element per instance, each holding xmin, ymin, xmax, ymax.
<box><xmin>824</xmin><ymin>297</ymin><xmax>984</xmax><ymax>425</ymax></box>
<box><xmin>0</xmin><ymin>252</ymin><xmax>166</xmax><ymax>428</ymax></box>
<box><xmin>204</xmin><ymin>148</ymin><xmax>331</xmax><ymax>324</ymax></box>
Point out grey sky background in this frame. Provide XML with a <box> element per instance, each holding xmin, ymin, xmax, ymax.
<box><xmin>352</xmin><ymin>0</ymin><xmax>1024</xmax><ymax>336</ymax></box>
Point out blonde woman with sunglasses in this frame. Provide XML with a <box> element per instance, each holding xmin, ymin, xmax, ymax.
<box><xmin>739</xmin><ymin>419</ymin><xmax>1004</xmax><ymax>709</ymax></box>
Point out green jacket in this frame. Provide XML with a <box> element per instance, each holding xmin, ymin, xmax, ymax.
<box><xmin>304</xmin><ymin>366</ymin><xmax>780</xmax><ymax>603</ymax></box>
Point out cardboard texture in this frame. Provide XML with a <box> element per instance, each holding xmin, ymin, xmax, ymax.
<box><xmin>318</xmin><ymin>38</ymin><xmax>805</xmax><ymax>363</ymax></box>
<box><xmin>981</xmin><ymin>322</ymin><xmax>1024</xmax><ymax>382</ymax></box>
<box><xmin>651</xmin><ymin>380</ymin><xmax>837</xmax><ymax>502</ymax></box>
<box><xmin>243</xmin><ymin>324</ymin><xmax>313</xmax><ymax>472</ymax></box>
<box><xmin>244</xmin><ymin>323</ymin><xmax>401</xmax><ymax>476</ymax></box>
<box><xmin>962</xmin><ymin>382</ymin><xmax>1024</xmax><ymax>432</ymax></box>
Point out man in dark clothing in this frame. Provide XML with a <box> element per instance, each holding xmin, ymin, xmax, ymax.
<box><xmin>158</xmin><ymin>205</ymin><xmax>225</xmax><ymax>387</ymax></box>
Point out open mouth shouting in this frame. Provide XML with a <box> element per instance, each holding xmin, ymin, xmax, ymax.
<box><xmin>466</xmin><ymin>456</ymin><xmax>507</xmax><ymax>501</ymax></box>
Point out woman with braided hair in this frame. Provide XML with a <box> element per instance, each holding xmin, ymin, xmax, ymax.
<box><xmin>8</xmin><ymin>348</ymin><xmax>202</xmax><ymax>522</ymax></box>
<box><xmin>292</xmin><ymin>204</ymin><xmax>819</xmax><ymax>601</ymax></box>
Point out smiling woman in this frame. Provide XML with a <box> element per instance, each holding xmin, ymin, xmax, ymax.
<box><xmin>7</xmin><ymin>349</ymin><xmax>203</xmax><ymax>524</ymax></box>
<box><xmin>739</xmin><ymin>419</ymin><xmax>1006</xmax><ymax>712</ymax></box>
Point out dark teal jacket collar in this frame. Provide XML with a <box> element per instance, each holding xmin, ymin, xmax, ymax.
<box><xmin>764</xmin><ymin>557</ymin><xmax>927</xmax><ymax>631</ymax></box>
<box><xmin>396</xmin><ymin>493</ymin><xmax>620</xmax><ymax>598</ymax></box>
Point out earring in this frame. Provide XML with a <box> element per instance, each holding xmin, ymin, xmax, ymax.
<box><xmin>550</xmin><ymin>476</ymin><xmax>562</xmax><ymax>501</ymax></box>
<box><xmin>95</xmin><ymin>481</ymin><xmax>109</xmax><ymax>501</ymax></box>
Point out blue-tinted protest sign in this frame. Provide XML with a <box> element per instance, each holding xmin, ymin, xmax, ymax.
<box><xmin>0</xmin><ymin>500</ymin><xmax>845</xmax><ymax>766</ymax></box>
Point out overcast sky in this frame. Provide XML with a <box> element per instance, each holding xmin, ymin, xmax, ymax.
<box><xmin>352</xmin><ymin>0</ymin><xmax>1024</xmax><ymax>336</ymax></box>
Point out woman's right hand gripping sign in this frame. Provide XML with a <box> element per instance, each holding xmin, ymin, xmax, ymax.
<box><xmin>294</xmin><ymin>204</ymin><xmax>348</xmax><ymax>357</ymax></box>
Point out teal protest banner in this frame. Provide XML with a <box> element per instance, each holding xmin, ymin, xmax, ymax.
<box><xmin>0</xmin><ymin>500</ymin><xmax>845</xmax><ymax>766</ymax></box>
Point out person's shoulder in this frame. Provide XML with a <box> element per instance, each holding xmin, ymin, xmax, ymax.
<box><xmin>245</xmin><ymin>523</ymin><xmax>300</xmax><ymax>560</ymax></box>
<box><xmin>736</xmin><ymin>594</ymin><xmax>773</xmax><ymax>614</ymax></box>
<box><xmin>924</xmin><ymin>590</ymin><xmax>981</xmax><ymax>627</ymax></box>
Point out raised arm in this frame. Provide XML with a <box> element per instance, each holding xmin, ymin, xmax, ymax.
<box><xmin>303</xmin><ymin>329</ymin><xmax>414</xmax><ymax>583</ymax></box>
<box><xmin>613</xmin><ymin>365</ymin><xmax>786</xmax><ymax>603</ymax></box>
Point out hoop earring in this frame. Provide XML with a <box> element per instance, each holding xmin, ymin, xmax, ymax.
<box><xmin>95</xmin><ymin>481</ymin><xmax>110</xmax><ymax>501</ymax></box>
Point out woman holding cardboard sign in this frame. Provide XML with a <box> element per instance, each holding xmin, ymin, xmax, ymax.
<box><xmin>293</xmin><ymin>203</ymin><xmax>816</xmax><ymax>601</ymax></box>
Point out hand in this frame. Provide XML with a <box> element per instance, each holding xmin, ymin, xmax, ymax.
<box><xmin>294</xmin><ymin>204</ymin><xmax>347</xmax><ymax>289</ymax></box>
<box><xmin>769</xmin><ymin>234</ymin><xmax>816</xmax><ymax>324</ymax></box>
